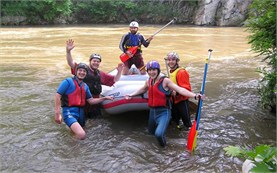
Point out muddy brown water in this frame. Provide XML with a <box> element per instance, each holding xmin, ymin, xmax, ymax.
<box><xmin>0</xmin><ymin>25</ymin><xmax>275</xmax><ymax>173</ymax></box>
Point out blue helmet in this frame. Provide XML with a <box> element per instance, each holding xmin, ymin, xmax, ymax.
<box><xmin>146</xmin><ymin>60</ymin><xmax>160</xmax><ymax>71</ymax></box>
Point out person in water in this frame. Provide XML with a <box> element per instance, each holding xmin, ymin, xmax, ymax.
<box><xmin>119</xmin><ymin>21</ymin><xmax>153</xmax><ymax>75</ymax></box>
<box><xmin>165</xmin><ymin>52</ymin><xmax>193</xmax><ymax>130</ymax></box>
<box><xmin>66</xmin><ymin>39</ymin><xmax>124</xmax><ymax>119</ymax></box>
<box><xmin>125</xmin><ymin>60</ymin><xmax>203</xmax><ymax>147</ymax></box>
<box><xmin>54</xmin><ymin>63</ymin><xmax>113</xmax><ymax>140</ymax></box>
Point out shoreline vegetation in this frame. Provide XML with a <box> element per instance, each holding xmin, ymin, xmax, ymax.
<box><xmin>1</xmin><ymin>0</ymin><xmax>248</xmax><ymax>27</ymax></box>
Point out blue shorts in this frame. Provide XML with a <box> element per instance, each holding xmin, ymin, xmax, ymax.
<box><xmin>62</xmin><ymin>108</ymin><xmax>85</xmax><ymax>127</ymax></box>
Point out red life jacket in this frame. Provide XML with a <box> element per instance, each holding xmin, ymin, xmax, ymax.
<box><xmin>71</xmin><ymin>63</ymin><xmax>102</xmax><ymax>96</ymax></box>
<box><xmin>148</xmin><ymin>77</ymin><xmax>171</xmax><ymax>108</ymax></box>
<box><xmin>62</xmin><ymin>78</ymin><xmax>86</xmax><ymax>107</ymax></box>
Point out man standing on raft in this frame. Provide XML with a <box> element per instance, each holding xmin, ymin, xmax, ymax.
<box><xmin>119</xmin><ymin>21</ymin><xmax>153</xmax><ymax>75</ymax></box>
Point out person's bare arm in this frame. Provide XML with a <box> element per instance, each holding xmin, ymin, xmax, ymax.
<box><xmin>87</xmin><ymin>96</ymin><xmax>114</xmax><ymax>105</ymax></box>
<box><xmin>114</xmin><ymin>63</ymin><xmax>124</xmax><ymax>82</ymax></box>
<box><xmin>66</xmin><ymin>39</ymin><xmax>76</xmax><ymax>69</ymax></box>
<box><xmin>125</xmin><ymin>81</ymin><xmax>148</xmax><ymax>99</ymax></box>
<box><xmin>164</xmin><ymin>78</ymin><xmax>199</xmax><ymax>98</ymax></box>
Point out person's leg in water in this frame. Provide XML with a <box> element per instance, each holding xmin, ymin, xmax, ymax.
<box><xmin>171</xmin><ymin>103</ymin><xmax>182</xmax><ymax>129</ymax></box>
<box><xmin>176</xmin><ymin>100</ymin><xmax>192</xmax><ymax>130</ymax></box>
<box><xmin>85</xmin><ymin>103</ymin><xmax>102</xmax><ymax>119</ymax></box>
<box><xmin>148</xmin><ymin>108</ymin><xmax>171</xmax><ymax>147</ymax></box>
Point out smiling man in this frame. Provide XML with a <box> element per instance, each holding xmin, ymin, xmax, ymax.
<box><xmin>119</xmin><ymin>21</ymin><xmax>153</xmax><ymax>75</ymax></box>
<box><xmin>66</xmin><ymin>39</ymin><xmax>124</xmax><ymax>119</ymax></box>
<box><xmin>166</xmin><ymin>52</ymin><xmax>193</xmax><ymax>131</ymax></box>
<box><xmin>54</xmin><ymin>63</ymin><xmax>113</xmax><ymax>140</ymax></box>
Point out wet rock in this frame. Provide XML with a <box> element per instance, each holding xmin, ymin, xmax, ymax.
<box><xmin>1</xmin><ymin>16</ymin><xmax>27</xmax><ymax>25</ymax></box>
<box><xmin>194</xmin><ymin>0</ymin><xmax>253</xmax><ymax>26</ymax></box>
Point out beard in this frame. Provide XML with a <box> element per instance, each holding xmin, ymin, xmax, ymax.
<box><xmin>130</xmin><ymin>30</ymin><xmax>137</xmax><ymax>34</ymax></box>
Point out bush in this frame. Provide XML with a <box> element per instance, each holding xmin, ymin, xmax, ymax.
<box><xmin>245</xmin><ymin>0</ymin><xmax>276</xmax><ymax>112</ymax></box>
<box><xmin>224</xmin><ymin>145</ymin><xmax>277</xmax><ymax>172</ymax></box>
<box><xmin>1</xmin><ymin>0</ymin><xmax>72</xmax><ymax>24</ymax></box>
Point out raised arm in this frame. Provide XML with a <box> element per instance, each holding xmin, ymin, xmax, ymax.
<box><xmin>114</xmin><ymin>63</ymin><xmax>124</xmax><ymax>82</ymax></box>
<box><xmin>66</xmin><ymin>39</ymin><xmax>76</xmax><ymax>69</ymax></box>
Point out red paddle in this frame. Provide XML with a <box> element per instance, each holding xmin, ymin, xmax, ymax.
<box><xmin>119</xmin><ymin>46</ymin><xmax>138</xmax><ymax>62</ymax></box>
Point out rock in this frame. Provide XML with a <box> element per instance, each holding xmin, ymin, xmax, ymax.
<box><xmin>242</xmin><ymin>159</ymin><xmax>255</xmax><ymax>173</ymax></box>
<box><xmin>1</xmin><ymin>16</ymin><xmax>27</xmax><ymax>25</ymax></box>
<box><xmin>194</xmin><ymin>0</ymin><xmax>253</xmax><ymax>26</ymax></box>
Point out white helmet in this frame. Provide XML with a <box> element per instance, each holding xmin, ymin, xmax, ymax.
<box><xmin>166</xmin><ymin>52</ymin><xmax>179</xmax><ymax>61</ymax></box>
<box><xmin>129</xmin><ymin>21</ymin><xmax>139</xmax><ymax>28</ymax></box>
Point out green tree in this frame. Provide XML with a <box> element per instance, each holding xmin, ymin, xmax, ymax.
<box><xmin>1</xmin><ymin>0</ymin><xmax>72</xmax><ymax>24</ymax></box>
<box><xmin>72</xmin><ymin>0</ymin><xmax>135</xmax><ymax>23</ymax></box>
<box><xmin>246</xmin><ymin>0</ymin><xmax>276</xmax><ymax>113</ymax></box>
<box><xmin>72</xmin><ymin>0</ymin><xmax>179</xmax><ymax>24</ymax></box>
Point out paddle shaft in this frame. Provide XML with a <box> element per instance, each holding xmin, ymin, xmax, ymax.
<box><xmin>151</xmin><ymin>17</ymin><xmax>177</xmax><ymax>37</ymax></box>
<box><xmin>195</xmin><ymin>49</ymin><xmax>212</xmax><ymax>130</ymax></box>
<box><xmin>186</xmin><ymin>49</ymin><xmax>212</xmax><ymax>152</ymax></box>
<box><xmin>164</xmin><ymin>58</ymin><xmax>170</xmax><ymax>77</ymax></box>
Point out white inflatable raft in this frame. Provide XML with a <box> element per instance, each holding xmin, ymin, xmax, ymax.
<box><xmin>101</xmin><ymin>65</ymin><xmax>197</xmax><ymax>115</ymax></box>
<box><xmin>101</xmin><ymin>65</ymin><xmax>149</xmax><ymax>115</ymax></box>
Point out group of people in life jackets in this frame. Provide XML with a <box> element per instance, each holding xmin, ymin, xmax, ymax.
<box><xmin>54</xmin><ymin>21</ymin><xmax>203</xmax><ymax>147</ymax></box>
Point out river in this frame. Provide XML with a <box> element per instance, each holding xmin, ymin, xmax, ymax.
<box><xmin>0</xmin><ymin>25</ymin><xmax>276</xmax><ymax>173</ymax></box>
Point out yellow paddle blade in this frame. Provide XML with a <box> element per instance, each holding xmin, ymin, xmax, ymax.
<box><xmin>192</xmin><ymin>131</ymin><xmax>198</xmax><ymax>151</ymax></box>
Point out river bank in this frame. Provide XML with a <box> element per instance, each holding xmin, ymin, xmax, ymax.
<box><xmin>1</xmin><ymin>0</ymin><xmax>252</xmax><ymax>26</ymax></box>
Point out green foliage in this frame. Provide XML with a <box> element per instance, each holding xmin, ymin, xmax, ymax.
<box><xmin>72</xmin><ymin>0</ymin><xmax>178</xmax><ymax>24</ymax></box>
<box><xmin>72</xmin><ymin>0</ymin><xmax>134</xmax><ymax>23</ymax></box>
<box><xmin>224</xmin><ymin>146</ymin><xmax>244</xmax><ymax>157</ymax></box>
<box><xmin>245</xmin><ymin>0</ymin><xmax>276</xmax><ymax>112</ymax></box>
<box><xmin>1</xmin><ymin>0</ymin><xmax>26</xmax><ymax>16</ymax></box>
<box><xmin>132</xmin><ymin>1</ymin><xmax>180</xmax><ymax>23</ymax></box>
<box><xmin>224</xmin><ymin>145</ymin><xmax>277</xmax><ymax>172</ymax></box>
<box><xmin>1</xmin><ymin>0</ymin><xmax>188</xmax><ymax>25</ymax></box>
<box><xmin>1</xmin><ymin>0</ymin><xmax>72</xmax><ymax>24</ymax></box>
